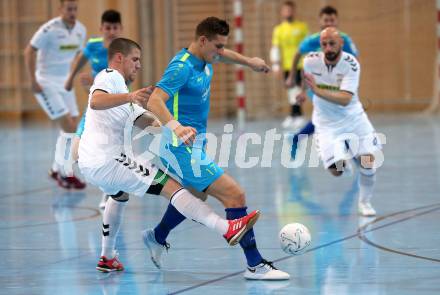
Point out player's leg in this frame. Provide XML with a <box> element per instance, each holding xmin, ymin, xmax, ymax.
<box><xmin>33</xmin><ymin>82</ymin><xmax>77</xmax><ymax>184</ymax></box>
<box><xmin>354</xmin><ymin>154</ymin><xmax>377</xmax><ymax>216</ymax></box>
<box><xmin>283</xmin><ymin>70</ymin><xmax>305</xmax><ymax>130</ymax></box>
<box><xmin>96</xmin><ymin>191</ymin><xmax>128</xmax><ymax>272</ymax></box>
<box><xmin>291</xmin><ymin>121</ymin><xmax>315</xmax><ymax>158</ymax></box>
<box><xmin>206</xmin><ymin>174</ymin><xmax>290</xmax><ymax>280</ymax></box>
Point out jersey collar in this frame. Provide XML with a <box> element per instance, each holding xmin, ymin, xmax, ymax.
<box><xmin>183</xmin><ymin>48</ymin><xmax>207</xmax><ymax>71</ymax></box>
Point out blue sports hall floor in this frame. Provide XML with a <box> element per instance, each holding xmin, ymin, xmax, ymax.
<box><xmin>1</xmin><ymin>114</ymin><xmax>439</xmax><ymax>295</ymax></box>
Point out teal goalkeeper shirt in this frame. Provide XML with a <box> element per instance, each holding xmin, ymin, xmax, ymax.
<box><xmin>156</xmin><ymin>48</ymin><xmax>213</xmax><ymax>144</ymax></box>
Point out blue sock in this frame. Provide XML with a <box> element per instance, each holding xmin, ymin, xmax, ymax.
<box><xmin>225</xmin><ymin>207</ymin><xmax>263</xmax><ymax>267</ymax></box>
<box><xmin>291</xmin><ymin>121</ymin><xmax>315</xmax><ymax>158</ymax></box>
<box><xmin>154</xmin><ymin>203</ymin><xmax>186</xmax><ymax>245</ymax></box>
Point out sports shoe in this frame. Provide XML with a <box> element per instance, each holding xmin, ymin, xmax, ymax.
<box><xmin>244</xmin><ymin>259</ymin><xmax>290</xmax><ymax>280</ymax></box>
<box><xmin>99</xmin><ymin>194</ymin><xmax>109</xmax><ymax>210</ymax></box>
<box><xmin>142</xmin><ymin>229</ymin><xmax>170</xmax><ymax>269</ymax></box>
<box><xmin>358</xmin><ymin>200</ymin><xmax>376</xmax><ymax>216</ymax></box>
<box><xmin>57</xmin><ymin>174</ymin><xmax>86</xmax><ymax>189</ymax></box>
<box><xmin>224</xmin><ymin>210</ymin><xmax>260</xmax><ymax>246</ymax></box>
<box><xmin>96</xmin><ymin>255</ymin><xmax>124</xmax><ymax>272</ymax></box>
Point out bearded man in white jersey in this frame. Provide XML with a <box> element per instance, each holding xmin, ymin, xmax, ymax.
<box><xmin>24</xmin><ymin>0</ymin><xmax>87</xmax><ymax>189</ymax></box>
<box><xmin>78</xmin><ymin>37</ymin><xmax>260</xmax><ymax>272</ymax></box>
<box><xmin>299</xmin><ymin>27</ymin><xmax>382</xmax><ymax>216</ymax></box>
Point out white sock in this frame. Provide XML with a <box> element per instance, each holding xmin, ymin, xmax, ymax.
<box><xmin>52</xmin><ymin>133</ymin><xmax>63</xmax><ymax>173</ymax></box>
<box><xmin>170</xmin><ymin>188</ymin><xmax>229</xmax><ymax>235</ymax></box>
<box><xmin>54</xmin><ymin>131</ymin><xmax>75</xmax><ymax>176</ymax></box>
<box><xmin>358</xmin><ymin>171</ymin><xmax>376</xmax><ymax>203</ymax></box>
<box><xmin>101</xmin><ymin>197</ymin><xmax>128</xmax><ymax>258</ymax></box>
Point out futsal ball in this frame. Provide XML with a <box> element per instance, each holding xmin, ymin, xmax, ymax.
<box><xmin>279</xmin><ymin>223</ymin><xmax>311</xmax><ymax>255</ymax></box>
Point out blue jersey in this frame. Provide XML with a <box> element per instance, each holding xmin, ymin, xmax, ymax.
<box><xmin>82</xmin><ymin>37</ymin><xmax>108</xmax><ymax>77</ymax></box>
<box><xmin>299</xmin><ymin>31</ymin><xmax>358</xmax><ymax>56</ymax></box>
<box><xmin>157</xmin><ymin>48</ymin><xmax>213</xmax><ymax>139</ymax></box>
<box><xmin>156</xmin><ymin>49</ymin><xmax>222</xmax><ymax>191</ymax></box>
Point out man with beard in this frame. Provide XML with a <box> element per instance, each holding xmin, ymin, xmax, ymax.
<box><xmin>300</xmin><ymin>27</ymin><xmax>381</xmax><ymax>216</ymax></box>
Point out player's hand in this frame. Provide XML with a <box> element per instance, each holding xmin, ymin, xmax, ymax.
<box><xmin>128</xmin><ymin>86</ymin><xmax>154</xmax><ymax>108</ymax></box>
<box><xmin>296</xmin><ymin>91</ymin><xmax>308</xmax><ymax>104</ymax></box>
<box><xmin>174</xmin><ymin>125</ymin><xmax>197</xmax><ymax>146</ymax></box>
<box><xmin>249</xmin><ymin>57</ymin><xmax>270</xmax><ymax>73</ymax></box>
<box><xmin>304</xmin><ymin>73</ymin><xmax>316</xmax><ymax>91</ymax></box>
<box><xmin>31</xmin><ymin>80</ymin><xmax>43</xmax><ymax>93</ymax></box>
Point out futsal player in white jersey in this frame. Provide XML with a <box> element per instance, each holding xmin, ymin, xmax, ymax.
<box><xmin>78</xmin><ymin>38</ymin><xmax>260</xmax><ymax>272</ymax></box>
<box><xmin>24</xmin><ymin>0</ymin><xmax>87</xmax><ymax>189</ymax></box>
<box><xmin>299</xmin><ymin>27</ymin><xmax>382</xmax><ymax>216</ymax></box>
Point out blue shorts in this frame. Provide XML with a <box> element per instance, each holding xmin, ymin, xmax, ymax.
<box><xmin>159</xmin><ymin>143</ymin><xmax>224</xmax><ymax>192</ymax></box>
<box><xmin>75</xmin><ymin>112</ymin><xmax>86</xmax><ymax>137</ymax></box>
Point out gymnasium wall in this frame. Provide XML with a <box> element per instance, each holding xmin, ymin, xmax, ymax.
<box><xmin>0</xmin><ymin>0</ymin><xmax>436</xmax><ymax>120</ymax></box>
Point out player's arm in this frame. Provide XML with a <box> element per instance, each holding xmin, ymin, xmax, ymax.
<box><xmin>65</xmin><ymin>52</ymin><xmax>89</xmax><ymax>91</ymax></box>
<box><xmin>90</xmin><ymin>87</ymin><xmax>153</xmax><ymax>110</ymax></box>
<box><xmin>218</xmin><ymin>49</ymin><xmax>270</xmax><ymax>73</ymax></box>
<box><xmin>24</xmin><ymin>44</ymin><xmax>42</xmax><ymax>93</ymax></box>
<box><xmin>147</xmin><ymin>88</ymin><xmax>196</xmax><ymax>145</ymax></box>
<box><xmin>304</xmin><ymin>73</ymin><xmax>352</xmax><ymax>106</ymax></box>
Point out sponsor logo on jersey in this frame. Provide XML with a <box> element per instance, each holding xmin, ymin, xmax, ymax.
<box><xmin>59</xmin><ymin>44</ymin><xmax>79</xmax><ymax>51</ymax></box>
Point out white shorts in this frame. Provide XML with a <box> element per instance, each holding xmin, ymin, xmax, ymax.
<box><xmin>79</xmin><ymin>153</ymin><xmax>166</xmax><ymax>196</ymax></box>
<box><xmin>34</xmin><ymin>77</ymin><xmax>79</xmax><ymax>120</ymax></box>
<box><xmin>315</xmin><ymin>119</ymin><xmax>382</xmax><ymax>169</ymax></box>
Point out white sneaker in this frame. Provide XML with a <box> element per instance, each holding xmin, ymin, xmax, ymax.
<box><xmin>142</xmin><ymin>229</ymin><xmax>169</xmax><ymax>269</ymax></box>
<box><xmin>99</xmin><ymin>194</ymin><xmax>109</xmax><ymax>210</ymax></box>
<box><xmin>244</xmin><ymin>260</ymin><xmax>290</xmax><ymax>280</ymax></box>
<box><xmin>358</xmin><ymin>201</ymin><xmax>376</xmax><ymax>216</ymax></box>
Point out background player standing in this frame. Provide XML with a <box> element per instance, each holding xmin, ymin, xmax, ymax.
<box><xmin>270</xmin><ymin>1</ymin><xmax>308</xmax><ymax>131</ymax></box>
<box><xmin>24</xmin><ymin>0</ymin><xmax>86</xmax><ymax>189</ymax></box>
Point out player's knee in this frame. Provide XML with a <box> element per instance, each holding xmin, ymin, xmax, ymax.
<box><xmin>110</xmin><ymin>191</ymin><xmax>129</xmax><ymax>202</ymax></box>
<box><xmin>359</xmin><ymin>154</ymin><xmax>375</xmax><ymax>170</ymax></box>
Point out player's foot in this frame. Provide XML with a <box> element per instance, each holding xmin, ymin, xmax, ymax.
<box><xmin>99</xmin><ymin>194</ymin><xmax>109</xmax><ymax>210</ymax></box>
<box><xmin>244</xmin><ymin>259</ymin><xmax>290</xmax><ymax>280</ymax></box>
<box><xmin>96</xmin><ymin>255</ymin><xmax>124</xmax><ymax>272</ymax></box>
<box><xmin>358</xmin><ymin>200</ymin><xmax>376</xmax><ymax>216</ymax></box>
<box><xmin>48</xmin><ymin>169</ymin><xmax>58</xmax><ymax>181</ymax></box>
<box><xmin>142</xmin><ymin>229</ymin><xmax>170</xmax><ymax>269</ymax></box>
<box><xmin>57</xmin><ymin>174</ymin><xmax>86</xmax><ymax>189</ymax></box>
<box><xmin>224</xmin><ymin>210</ymin><xmax>260</xmax><ymax>246</ymax></box>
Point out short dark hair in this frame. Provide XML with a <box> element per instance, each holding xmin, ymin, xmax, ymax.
<box><xmin>108</xmin><ymin>38</ymin><xmax>141</xmax><ymax>60</ymax></box>
<box><xmin>283</xmin><ymin>1</ymin><xmax>296</xmax><ymax>8</ymax></box>
<box><xmin>101</xmin><ymin>9</ymin><xmax>121</xmax><ymax>24</ymax></box>
<box><xmin>195</xmin><ymin>17</ymin><xmax>229</xmax><ymax>40</ymax></box>
<box><xmin>319</xmin><ymin>5</ymin><xmax>338</xmax><ymax>17</ymax></box>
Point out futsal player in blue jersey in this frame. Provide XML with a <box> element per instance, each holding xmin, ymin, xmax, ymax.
<box><xmin>144</xmin><ymin>17</ymin><xmax>290</xmax><ymax>280</ymax></box>
<box><xmin>285</xmin><ymin>6</ymin><xmax>359</xmax><ymax>158</ymax></box>
<box><xmin>65</xmin><ymin>9</ymin><xmax>123</xmax><ymax>208</ymax></box>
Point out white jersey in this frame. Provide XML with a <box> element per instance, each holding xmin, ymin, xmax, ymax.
<box><xmin>79</xmin><ymin>69</ymin><xmax>145</xmax><ymax>168</ymax></box>
<box><xmin>304</xmin><ymin>51</ymin><xmax>366</xmax><ymax>135</ymax></box>
<box><xmin>30</xmin><ymin>16</ymin><xmax>86</xmax><ymax>82</ymax></box>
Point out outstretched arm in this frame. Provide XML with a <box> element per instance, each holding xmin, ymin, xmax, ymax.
<box><xmin>217</xmin><ymin>48</ymin><xmax>270</xmax><ymax>73</ymax></box>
